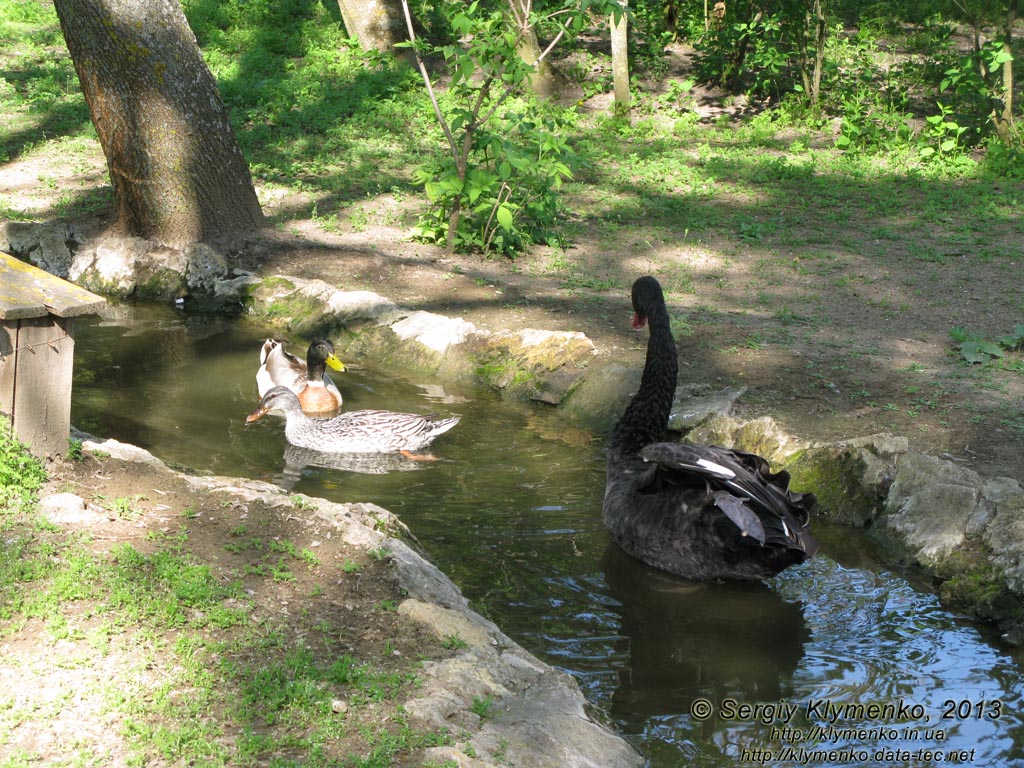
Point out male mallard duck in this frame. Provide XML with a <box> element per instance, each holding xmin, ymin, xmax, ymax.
<box><xmin>256</xmin><ymin>338</ymin><xmax>345</xmax><ymax>415</ymax></box>
<box><xmin>247</xmin><ymin>386</ymin><xmax>460</xmax><ymax>454</ymax></box>
<box><xmin>603</xmin><ymin>276</ymin><xmax>819</xmax><ymax>581</ymax></box>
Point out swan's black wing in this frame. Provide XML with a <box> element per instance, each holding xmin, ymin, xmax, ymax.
<box><xmin>639</xmin><ymin>442</ymin><xmax>819</xmax><ymax>557</ymax></box>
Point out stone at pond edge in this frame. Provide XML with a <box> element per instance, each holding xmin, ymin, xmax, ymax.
<box><xmin>561</xmin><ymin>363</ymin><xmax>640</xmax><ymax>431</ymax></box>
<box><xmin>1</xmin><ymin>220</ymin><xmax>80</xmax><ymax>278</ymax></box>
<box><xmin>862</xmin><ymin>451</ymin><xmax>1024</xmax><ymax>642</ymax></box>
<box><xmin>38</xmin><ymin>492</ymin><xmax>106</xmax><ymax>525</ymax></box>
<box><xmin>65</xmin><ymin>235</ymin><xmax>235</xmax><ymax>301</ymax></box>
<box><xmin>876</xmin><ymin>453</ymin><xmax>996</xmax><ymax>564</ymax></box>
<box><xmin>786</xmin><ymin>434</ymin><xmax>908</xmax><ymax>527</ymax></box>
<box><xmin>185</xmin><ymin>243</ymin><xmax>228</xmax><ymax>294</ymax></box>
<box><xmin>983</xmin><ymin>488</ymin><xmax>1024</xmax><ymax>594</ymax></box>
<box><xmin>685</xmin><ymin>414</ymin><xmax>800</xmax><ymax>466</ymax></box>
<box><xmin>564</xmin><ymin>379</ymin><xmax>746</xmax><ymax>434</ymax></box>
<box><xmin>242</xmin><ymin>275</ymin><xmax>598</xmax><ymax>405</ymax></box>
<box><xmin>667</xmin><ymin>384</ymin><xmax>747</xmax><ymax>431</ymax></box>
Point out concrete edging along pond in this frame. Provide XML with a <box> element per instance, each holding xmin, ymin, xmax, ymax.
<box><xmin>235</xmin><ymin>271</ymin><xmax>1024</xmax><ymax>646</ymax></box>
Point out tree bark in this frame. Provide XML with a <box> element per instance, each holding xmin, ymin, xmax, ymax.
<box><xmin>337</xmin><ymin>0</ymin><xmax>411</xmax><ymax>61</ymax></box>
<box><xmin>807</xmin><ymin>0</ymin><xmax>827</xmax><ymax>108</ymax></box>
<box><xmin>516</xmin><ymin>25</ymin><xmax>578</xmax><ymax>102</ymax></box>
<box><xmin>53</xmin><ymin>0</ymin><xmax>264</xmax><ymax>250</ymax></box>
<box><xmin>995</xmin><ymin>0</ymin><xmax>1016</xmax><ymax>141</ymax></box>
<box><xmin>611</xmin><ymin>0</ymin><xmax>631</xmax><ymax>114</ymax></box>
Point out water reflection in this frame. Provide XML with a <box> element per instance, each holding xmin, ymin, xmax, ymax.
<box><xmin>602</xmin><ymin>544</ymin><xmax>808</xmax><ymax>730</ymax></box>
<box><xmin>273</xmin><ymin>445</ymin><xmax>429</xmax><ymax>488</ymax></box>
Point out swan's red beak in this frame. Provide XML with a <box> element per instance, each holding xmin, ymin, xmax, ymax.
<box><xmin>631</xmin><ymin>312</ymin><xmax>648</xmax><ymax>330</ymax></box>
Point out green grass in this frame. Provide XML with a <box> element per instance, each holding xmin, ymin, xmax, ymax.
<box><xmin>0</xmin><ymin>518</ymin><xmax>444</xmax><ymax>766</ymax></box>
<box><xmin>3</xmin><ymin>0</ymin><xmax>1020</xmax><ymax>243</ymax></box>
<box><xmin>0</xmin><ymin>0</ymin><xmax>92</xmax><ymax>163</ymax></box>
<box><xmin>0</xmin><ymin>416</ymin><xmax>47</xmax><ymax>516</ymax></box>
<box><xmin>182</xmin><ymin>0</ymin><xmax>435</xmax><ymax>206</ymax></box>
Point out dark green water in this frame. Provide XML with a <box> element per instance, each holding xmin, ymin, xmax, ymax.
<box><xmin>71</xmin><ymin>306</ymin><xmax>1024</xmax><ymax>767</ymax></box>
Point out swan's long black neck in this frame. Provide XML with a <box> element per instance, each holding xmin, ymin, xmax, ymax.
<box><xmin>610</xmin><ymin>300</ymin><xmax>678</xmax><ymax>456</ymax></box>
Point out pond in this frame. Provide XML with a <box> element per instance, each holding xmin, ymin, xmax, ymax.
<box><xmin>71</xmin><ymin>305</ymin><xmax>1024</xmax><ymax>767</ymax></box>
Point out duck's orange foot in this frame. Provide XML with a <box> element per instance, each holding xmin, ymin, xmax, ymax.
<box><xmin>400</xmin><ymin>450</ymin><xmax>439</xmax><ymax>461</ymax></box>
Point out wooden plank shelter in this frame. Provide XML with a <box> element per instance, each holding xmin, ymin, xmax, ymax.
<box><xmin>1</xmin><ymin>252</ymin><xmax>106</xmax><ymax>458</ymax></box>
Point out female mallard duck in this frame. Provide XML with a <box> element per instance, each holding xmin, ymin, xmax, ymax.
<box><xmin>257</xmin><ymin>338</ymin><xmax>345</xmax><ymax>415</ymax></box>
<box><xmin>603</xmin><ymin>276</ymin><xmax>818</xmax><ymax>581</ymax></box>
<box><xmin>247</xmin><ymin>386</ymin><xmax>460</xmax><ymax>454</ymax></box>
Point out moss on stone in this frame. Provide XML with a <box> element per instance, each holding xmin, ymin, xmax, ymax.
<box><xmin>787</xmin><ymin>446</ymin><xmax>890</xmax><ymax>527</ymax></box>
<box><xmin>134</xmin><ymin>268</ymin><xmax>185</xmax><ymax>301</ymax></box>
<box><xmin>251</xmin><ymin>276</ymin><xmax>296</xmax><ymax>296</ymax></box>
<box><xmin>261</xmin><ymin>293</ymin><xmax>328</xmax><ymax>334</ymax></box>
<box><xmin>473</xmin><ymin>355</ymin><xmax>539</xmax><ymax>400</ymax></box>
<box><xmin>686</xmin><ymin>415</ymin><xmax>796</xmax><ymax>466</ymax></box>
<box><xmin>932</xmin><ymin>544</ymin><xmax>1023</xmax><ymax>629</ymax></box>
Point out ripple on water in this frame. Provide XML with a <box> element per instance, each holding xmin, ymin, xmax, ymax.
<box><xmin>71</xmin><ymin>308</ymin><xmax>1024</xmax><ymax>768</ymax></box>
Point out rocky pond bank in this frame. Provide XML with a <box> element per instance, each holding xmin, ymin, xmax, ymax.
<box><xmin>34</xmin><ymin>434</ymin><xmax>644</xmax><ymax>767</ymax></box>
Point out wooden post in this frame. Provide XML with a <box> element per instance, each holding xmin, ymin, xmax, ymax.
<box><xmin>0</xmin><ymin>253</ymin><xmax>105</xmax><ymax>458</ymax></box>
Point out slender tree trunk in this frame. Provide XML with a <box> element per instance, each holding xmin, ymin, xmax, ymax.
<box><xmin>53</xmin><ymin>0</ymin><xmax>263</xmax><ymax>250</ymax></box>
<box><xmin>336</xmin><ymin>0</ymin><xmax>411</xmax><ymax>61</ymax></box>
<box><xmin>611</xmin><ymin>0</ymin><xmax>631</xmax><ymax>114</ymax></box>
<box><xmin>517</xmin><ymin>25</ymin><xmax>576</xmax><ymax>102</ymax></box>
<box><xmin>811</xmin><ymin>0</ymin><xmax>827</xmax><ymax>108</ymax></box>
<box><xmin>995</xmin><ymin>0</ymin><xmax>1017</xmax><ymax>141</ymax></box>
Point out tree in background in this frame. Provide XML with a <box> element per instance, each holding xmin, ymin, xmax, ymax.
<box><xmin>53</xmin><ymin>0</ymin><xmax>264</xmax><ymax>250</ymax></box>
<box><xmin>611</xmin><ymin>0</ymin><xmax>631</xmax><ymax>114</ymax></box>
<box><xmin>336</xmin><ymin>0</ymin><xmax>411</xmax><ymax>60</ymax></box>
<box><xmin>794</xmin><ymin>0</ymin><xmax>828</xmax><ymax>109</ymax></box>
<box><xmin>517</xmin><ymin>18</ymin><xmax>578</xmax><ymax>101</ymax></box>
<box><xmin>946</xmin><ymin>0</ymin><xmax>1018</xmax><ymax>143</ymax></box>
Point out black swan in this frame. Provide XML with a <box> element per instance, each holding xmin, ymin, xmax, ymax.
<box><xmin>603</xmin><ymin>276</ymin><xmax>819</xmax><ymax>581</ymax></box>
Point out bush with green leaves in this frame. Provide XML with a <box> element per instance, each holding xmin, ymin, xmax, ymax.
<box><xmin>0</xmin><ymin>416</ymin><xmax>47</xmax><ymax>514</ymax></box>
<box><xmin>411</xmin><ymin>103</ymin><xmax>579</xmax><ymax>255</ymax></box>
<box><xmin>401</xmin><ymin>0</ymin><xmax>620</xmax><ymax>257</ymax></box>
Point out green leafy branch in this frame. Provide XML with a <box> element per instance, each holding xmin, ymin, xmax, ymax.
<box><xmin>399</xmin><ymin>0</ymin><xmax>623</xmax><ymax>256</ymax></box>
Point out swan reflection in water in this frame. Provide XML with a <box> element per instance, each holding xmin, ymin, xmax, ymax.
<box><xmin>601</xmin><ymin>544</ymin><xmax>809</xmax><ymax>733</ymax></box>
<box><xmin>270</xmin><ymin>444</ymin><xmax>431</xmax><ymax>489</ymax></box>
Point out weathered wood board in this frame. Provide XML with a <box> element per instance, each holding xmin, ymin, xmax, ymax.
<box><xmin>0</xmin><ymin>252</ymin><xmax>106</xmax><ymax>319</ymax></box>
<box><xmin>0</xmin><ymin>252</ymin><xmax>105</xmax><ymax>457</ymax></box>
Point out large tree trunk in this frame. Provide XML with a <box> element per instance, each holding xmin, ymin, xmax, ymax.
<box><xmin>337</xmin><ymin>0</ymin><xmax>411</xmax><ymax>60</ymax></box>
<box><xmin>53</xmin><ymin>0</ymin><xmax>264</xmax><ymax>250</ymax></box>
